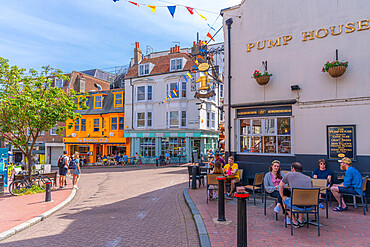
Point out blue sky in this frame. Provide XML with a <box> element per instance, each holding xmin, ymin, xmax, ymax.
<box><xmin>0</xmin><ymin>0</ymin><xmax>240</xmax><ymax>73</ymax></box>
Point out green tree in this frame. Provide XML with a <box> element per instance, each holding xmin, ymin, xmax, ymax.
<box><xmin>0</xmin><ymin>57</ymin><xmax>87</xmax><ymax>175</ymax></box>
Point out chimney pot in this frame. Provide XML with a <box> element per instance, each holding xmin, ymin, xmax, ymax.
<box><xmin>135</xmin><ymin>42</ymin><xmax>140</xmax><ymax>49</ymax></box>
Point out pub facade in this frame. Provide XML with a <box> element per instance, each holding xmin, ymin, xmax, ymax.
<box><xmin>221</xmin><ymin>0</ymin><xmax>370</xmax><ymax>184</ymax></box>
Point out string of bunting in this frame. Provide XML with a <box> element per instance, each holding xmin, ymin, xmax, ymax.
<box><xmin>113</xmin><ymin>0</ymin><xmax>216</xmax><ymax>42</ymax></box>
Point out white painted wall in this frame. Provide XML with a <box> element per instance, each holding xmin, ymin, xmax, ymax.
<box><xmin>223</xmin><ymin>0</ymin><xmax>370</xmax><ymax>154</ymax></box>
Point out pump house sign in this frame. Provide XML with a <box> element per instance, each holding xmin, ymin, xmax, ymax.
<box><xmin>327</xmin><ymin>125</ymin><xmax>356</xmax><ymax>160</ymax></box>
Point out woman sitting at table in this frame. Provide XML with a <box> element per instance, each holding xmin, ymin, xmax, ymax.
<box><xmin>264</xmin><ymin>160</ymin><xmax>286</xmax><ymax>214</ymax></box>
<box><xmin>312</xmin><ymin>158</ymin><xmax>333</xmax><ymax>208</ymax></box>
<box><xmin>209</xmin><ymin>161</ymin><xmax>223</xmax><ymax>199</ymax></box>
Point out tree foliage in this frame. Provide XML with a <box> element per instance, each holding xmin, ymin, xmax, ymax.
<box><xmin>0</xmin><ymin>57</ymin><xmax>87</xmax><ymax>174</ymax></box>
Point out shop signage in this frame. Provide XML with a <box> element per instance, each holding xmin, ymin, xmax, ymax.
<box><xmin>77</xmin><ymin>138</ymin><xmax>109</xmax><ymax>143</ymax></box>
<box><xmin>194</xmin><ymin>90</ymin><xmax>215</xmax><ymax>99</ymax></box>
<box><xmin>327</xmin><ymin>125</ymin><xmax>356</xmax><ymax>160</ymax></box>
<box><xmin>246</xmin><ymin>19</ymin><xmax>370</xmax><ymax>52</ymax></box>
<box><xmin>237</xmin><ymin>106</ymin><xmax>292</xmax><ymax>118</ymax></box>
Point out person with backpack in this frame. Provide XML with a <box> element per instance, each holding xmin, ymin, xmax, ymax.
<box><xmin>58</xmin><ymin>151</ymin><xmax>69</xmax><ymax>188</ymax></box>
<box><xmin>70</xmin><ymin>152</ymin><xmax>81</xmax><ymax>189</ymax></box>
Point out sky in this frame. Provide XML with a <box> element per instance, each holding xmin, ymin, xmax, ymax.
<box><xmin>0</xmin><ymin>0</ymin><xmax>241</xmax><ymax>74</ymax></box>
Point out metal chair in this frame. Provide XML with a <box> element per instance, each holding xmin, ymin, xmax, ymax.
<box><xmin>340</xmin><ymin>176</ymin><xmax>369</xmax><ymax>215</ymax></box>
<box><xmin>312</xmin><ymin>178</ymin><xmax>330</xmax><ymax>218</ymax></box>
<box><xmin>284</xmin><ymin>188</ymin><xmax>320</xmax><ymax>236</ymax></box>
<box><xmin>187</xmin><ymin>166</ymin><xmax>205</xmax><ymax>188</ymax></box>
<box><xmin>206</xmin><ymin>174</ymin><xmax>219</xmax><ymax>204</ymax></box>
<box><xmin>244</xmin><ymin>172</ymin><xmax>264</xmax><ymax>205</ymax></box>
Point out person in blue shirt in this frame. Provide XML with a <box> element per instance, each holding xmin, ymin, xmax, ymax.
<box><xmin>164</xmin><ymin>151</ymin><xmax>171</xmax><ymax>164</ymax></box>
<box><xmin>122</xmin><ymin>153</ymin><xmax>129</xmax><ymax>165</ymax></box>
<box><xmin>331</xmin><ymin>157</ymin><xmax>363</xmax><ymax>211</ymax></box>
<box><xmin>313</xmin><ymin>158</ymin><xmax>333</xmax><ymax>183</ymax></box>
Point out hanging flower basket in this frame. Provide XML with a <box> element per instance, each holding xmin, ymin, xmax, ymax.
<box><xmin>322</xmin><ymin>61</ymin><xmax>348</xmax><ymax>78</ymax></box>
<box><xmin>252</xmin><ymin>70</ymin><xmax>272</xmax><ymax>86</ymax></box>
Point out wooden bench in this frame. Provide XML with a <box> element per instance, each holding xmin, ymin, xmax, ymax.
<box><xmin>14</xmin><ymin>172</ymin><xmax>58</xmax><ymax>187</ymax></box>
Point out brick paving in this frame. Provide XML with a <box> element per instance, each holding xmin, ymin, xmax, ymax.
<box><xmin>0</xmin><ymin>182</ymin><xmax>72</xmax><ymax>233</ymax></box>
<box><xmin>1</xmin><ymin>166</ymin><xmax>199</xmax><ymax>246</ymax></box>
<box><xmin>188</xmin><ymin>184</ymin><xmax>370</xmax><ymax>247</ymax></box>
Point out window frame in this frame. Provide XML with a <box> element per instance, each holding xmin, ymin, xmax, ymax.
<box><xmin>238</xmin><ymin>117</ymin><xmax>293</xmax><ymax>156</ymax></box>
<box><xmin>94</xmin><ymin>95</ymin><xmax>103</xmax><ymax>109</ymax></box>
<box><xmin>181</xmin><ymin>111</ymin><xmax>187</xmax><ymax>127</ymax></box>
<box><xmin>137</xmin><ymin>86</ymin><xmax>145</xmax><ymax>102</ymax></box>
<box><xmin>94</xmin><ymin>119</ymin><xmax>100</xmax><ymax>132</ymax></box>
<box><xmin>137</xmin><ymin>112</ymin><xmax>145</xmax><ymax>128</ymax></box>
<box><xmin>55</xmin><ymin>78</ymin><xmax>64</xmax><ymax>88</ymax></box>
<box><xmin>113</xmin><ymin>92</ymin><xmax>123</xmax><ymax>108</ymax></box>
<box><xmin>139</xmin><ymin>63</ymin><xmax>150</xmax><ymax>76</ymax></box>
<box><xmin>75</xmin><ymin>118</ymin><xmax>80</xmax><ymax>131</ymax></box>
<box><xmin>147</xmin><ymin>86</ymin><xmax>153</xmax><ymax>101</ymax></box>
<box><xmin>169</xmin><ymin>111</ymin><xmax>179</xmax><ymax>128</ymax></box>
<box><xmin>170</xmin><ymin>58</ymin><xmax>183</xmax><ymax>71</ymax></box>
<box><xmin>50</xmin><ymin>126</ymin><xmax>58</xmax><ymax>135</ymax></box>
<box><xmin>81</xmin><ymin>119</ymin><xmax>86</xmax><ymax>131</ymax></box>
<box><xmin>111</xmin><ymin>117</ymin><xmax>118</xmax><ymax>131</ymax></box>
<box><xmin>147</xmin><ymin>112</ymin><xmax>152</xmax><ymax>127</ymax></box>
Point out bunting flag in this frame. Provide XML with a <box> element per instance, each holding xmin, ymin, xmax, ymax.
<box><xmin>148</xmin><ymin>5</ymin><xmax>156</xmax><ymax>14</ymax></box>
<box><xmin>206</xmin><ymin>32</ymin><xmax>215</xmax><ymax>41</ymax></box>
<box><xmin>187</xmin><ymin>72</ymin><xmax>192</xmax><ymax>79</ymax></box>
<box><xmin>183</xmin><ymin>75</ymin><xmax>188</xmax><ymax>82</ymax></box>
<box><xmin>192</xmin><ymin>65</ymin><xmax>198</xmax><ymax>70</ymax></box>
<box><xmin>160</xmin><ymin>102</ymin><xmax>163</xmax><ymax>106</ymax></box>
<box><xmin>167</xmin><ymin>6</ymin><xmax>176</xmax><ymax>18</ymax></box>
<box><xmin>113</xmin><ymin>0</ymin><xmax>119</xmax><ymax>2</ymax></box>
<box><xmin>173</xmin><ymin>89</ymin><xmax>177</xmax><ymax>96</ymax></box>
<box><xmin>128</xmin><ymin>1</ymin><xmax>139</xmax><ymax>6</ymax></box>
<box><xmin>195</xmin><ymin>60</ymin><xmax>199</xmax><ymax>65</ymax></box>
<box><xmin>198</xmin><ymin>13</ymin><xmax>207</xmax><ymax>21</ymax></box>
<box><xmin>200</xmin><ymin>47</ymin><xmax>206</xmax><ymax>53</ymax></box>
<box><xmin>197</xmin><ymin>55</ymin><xmax>205</xmax><ymax>62</ymax></box>
<box><xmin>169</xmin><ymin>94</ymin><xmax>173</xmax><ymax>99</ymax></box>
<box><xmin>186</xmin><ymin>7</ymin><xmax>194</xmax><ymax>15</ymax></box>
<box><xmin>207</xmin><ymin>24</ymin><xmax>215</xmax><ymax>30</ymax></box>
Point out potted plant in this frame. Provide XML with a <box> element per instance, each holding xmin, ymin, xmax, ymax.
<box><xmin>322</xmin><ymin>61</ymin><xmax>348</xmax><ymax>78</ymax></box>
<box><xmin>252</xmin><ymin>70</ymin><xmax>272</xmax><ymax>86</ymax></box>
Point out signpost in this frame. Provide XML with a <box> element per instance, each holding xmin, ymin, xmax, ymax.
<box><xmin>0</xmin><ymin>148</ymin><xmax>9</xmax><ymax>189</ymax></box>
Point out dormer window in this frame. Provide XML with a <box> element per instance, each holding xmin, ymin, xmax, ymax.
<box><xmin>170</xmin><ymin>58</ymin><xmax>185</xmax><ymax>71</ymax></box>
<box><xmin>139</xmin><ymin>63</ymin><xmax>150</xmax><ymax>76</ymax></box>
<box><xmin>55</xmin><ymin>79</ymin><xmax>64</xmax><ymax>88</ymax></box>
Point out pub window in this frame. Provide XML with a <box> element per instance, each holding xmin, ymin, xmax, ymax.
<box><xmin>94</xmin><ymin>119</ymin><xmax>99</xmax><ymax>132</ymax></box>
<box><xmin>119</xmin><ymin>117</ymin><xmax>124</xmax><ymax>130</ymax></box>
<box><xmin>94</xmin><ymin>95</ymin><xmax>103</xmax><ymax>109</ymax></box>
<box><xmin>81</xmin><ymin>119</ymin><xmax>86</xmax><ymax>131</ymax></box>
<box><xmin>239</xmin><ymin>117</ymin><xmax>292</xmax><ymax>154</ymax></box>
<box><xmin>75</xmin><ymin>118</ymin><xmax>80</xmax><ymax>131</ymax></box>
<box><xmin>111</xmin><ymin>117</ymin><xmax>117</xmax><ymax>130</ymax></box>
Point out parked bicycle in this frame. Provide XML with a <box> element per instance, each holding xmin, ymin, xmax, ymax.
<box><xmin>8</xmin><ymin>171</ymin><xmax>52</xmax><ymax>196</ymax></box>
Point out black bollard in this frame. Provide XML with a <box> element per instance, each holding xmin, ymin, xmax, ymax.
<box><xmin>191</xmin><ymin>166</ymin><xmax>197</xmax><ymax>189</ymax></box>
<box><xmin>45</xmin><ymin>181</ymin><xmax>52</xmax><ymax>202</ymax></box>
<box><xmin>217</xmin><ymin>176</ymin><xmax>226</xmax><ymax>221</ymax></box>
<box><xmin>235</xmin><ymin>192</ymin><xmax>249</xmax><ymax>247</ymax></box>
<box><xmin>178</xmin><ymin>155</ymin><xmax>181</xmax><ymax>166</ymax></box>
<box><xmin>156</xmin><ymin>158</ymin><xmax>159</xmax><ymax>167</ymax></box>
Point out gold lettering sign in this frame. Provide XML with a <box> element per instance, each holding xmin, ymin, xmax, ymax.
<box><xmin>246</xmin><ymin>19</ymin><xmax>369</xmax><ymax>52</ymax></box>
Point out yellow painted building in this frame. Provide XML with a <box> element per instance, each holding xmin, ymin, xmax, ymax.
<box><xmin>64</xmin><ymin>89</ymin><xmax>130</xmax><ymax>163</ymax></box>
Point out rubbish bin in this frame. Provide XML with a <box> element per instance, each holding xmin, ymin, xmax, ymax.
<box><xmin>0</xmin><ymin>174</ymin><xmax>4</xmax><ymax>195</ymax></box>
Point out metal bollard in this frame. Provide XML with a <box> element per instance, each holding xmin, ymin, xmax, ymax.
<box><xmin>216</xmin><ymin>176</ymin><xmax>226</xmax><ymax>221</ymax></box>
<box><xmin>191</xmin><ymin>166</ymin><xmax>197</xmax><ymax>189</ymax></box>
<box><xmin>45</xmin><ymin>181</ymin><xmax>52</xmax><ymax>202</ymax></box>
<box><xmin>235</xmin><ymin>192</ymin><xmax>249</xmax><ymax>247</ymax></box>
<box><xmin>156</xmin><ymin>158</ymin><xmax>159</xmax><ymax>167</ymax></box>
<box><xmin>178</xmin><ymin>155</ymin><xmax>181</xmax><ymax>166</ymax></box>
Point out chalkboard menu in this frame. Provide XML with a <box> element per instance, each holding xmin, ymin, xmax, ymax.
<box><xmin>327</xmin><ymin>125</ymin><xmax>356</xmax><ymax>160</ymax></box>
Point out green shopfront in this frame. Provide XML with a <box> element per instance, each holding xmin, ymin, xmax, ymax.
<box><xmin>124</xmin><ymin>130</ymin><xmax>218</xmax><ymax>163</ymax></box>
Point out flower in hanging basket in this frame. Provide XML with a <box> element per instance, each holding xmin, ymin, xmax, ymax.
<box><xmin>322</xmin><ymin>61</ymin><xmax>348</xmax><ymax>78</ymax></box>
<box><xmin>252</xmin><ymin>70</ymin><xmax>272</xmax><ymax>85</ymax></box>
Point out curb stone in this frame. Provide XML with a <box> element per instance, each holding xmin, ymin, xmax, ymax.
<box><xmin>0</xmin><ymin>188</ymin><xmax>77</xmax><ymax>242</ymax></box>
<box><xmin>183</xmin><ymin>186</ymin><xmax>211</xmax><ymax>247</ymax></box>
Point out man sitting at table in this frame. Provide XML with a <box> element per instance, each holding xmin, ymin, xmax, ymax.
<box><xmin>331</xmin><ymin>157</ymin><xmax>363</xmax><ymax>212</ymax></box>
<box><xmin>223</xmin><ymin>156</ymin><xmax>240</xmax><ymax>198</ymax></box>
<box><xmin>279</xmin><ymin>162</ymin><xmax>312</xmax><ymax>228</ymax></box>
<box><xmin>164</xmin><ymin>151</ymin><xmax>171</xmax><ymax>164</ymax></box>
<box><xmin>122</xmin><ymin>153</ymin><xmax>129</xmax><ymax>165</ymax></box>
<box><xmin>210</xmin><ymin>152</ymin><xmax>225</xmax><ymax>167</ymax></box>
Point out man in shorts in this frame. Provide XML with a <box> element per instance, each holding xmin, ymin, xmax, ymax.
<box><xmin>331</xmin><ymin>157</ymin><xmax>363</xmax><ymax>211</ymax></box>
<box><xmin>58</xmin><ymin>151</ymin><xmax>69</xmax><ymax>188</ymax></box>
<box><xmin>223</xmin><ymin>156</ymin><xmax>240</xmax><ymax>197</ymax></box>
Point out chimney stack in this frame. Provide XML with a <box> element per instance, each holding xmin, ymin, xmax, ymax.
<box><xmin>78</xmin><ymin>75</ymin><xmax>85</xmax><ymax>93</ymax></box>
<box><xmin>170</xmin><ymin>45</ymin><xmax>180</xmax><ymax>54</ymax></box>
<box><xmin>134</xmin><ymin>42</ymin><xmax>142</xmax><ymax>64</ymax></box>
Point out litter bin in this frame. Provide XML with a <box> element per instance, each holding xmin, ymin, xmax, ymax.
<box><xmin>0</xmin><ymin>174</ymin><xmax>4</xmax><ymax>195</ymax></box>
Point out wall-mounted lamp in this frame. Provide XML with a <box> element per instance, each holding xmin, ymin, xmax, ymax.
<box><xmin>291</xmin><ymin>85</ymin><xmax>301</xmax><ymax>91</ymax></box>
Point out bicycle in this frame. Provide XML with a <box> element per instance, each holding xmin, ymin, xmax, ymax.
<box><xmin>9</xmin><ymin>171</ymin><xmax>52</xmax><ymax>196</ymax></box>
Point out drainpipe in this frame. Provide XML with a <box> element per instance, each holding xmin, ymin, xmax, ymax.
<box><xmin>130</xmin><ymin>78</ymin><xmax>134</xmax><ymax>130</ymax></box>
<box><xmin>226</xmin><ymin>18</ymin><xmax>233</xmax><ymax>158</ymax></box>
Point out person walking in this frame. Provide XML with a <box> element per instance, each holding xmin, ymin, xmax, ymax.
<box><xmin>57</xmin><ymin>151</ymin><xmax>69</xmax><ymax>188</ymax></box>
<box><xmin>71</xmin><ymin>152</ymin><xmax>81</xmax><ymax>189</ymax></box>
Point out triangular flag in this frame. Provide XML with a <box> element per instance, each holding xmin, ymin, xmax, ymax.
<box><xmin>207</xmin><ymin>33</ymin><xmax>215</xmax><ymax>41</ymax></box>
<box><xmin>173</xmin><ymin>90</ymin><xmax>177</xmax><ymax>96</ymax></box>
<box><xmin>169</xmin><ymin>94</ymin><xmax>173</xmax><ymax>99</ymax></box>
<box><xmin>128</xmin><ymin>1</ymin><xmax>138</xmax><ymax>6</ymax></box>
<box><xmin>187</xmin><ymin>72</ymin><xmax>192</xmax><ymax>79</ymax></box>
<box><xmin>198</xmin><ymin>13</ymin><xmax>207</xmax><ymax>21</ymax></box>
<box><xmin>207</xmin><ymin>24</ymin><xmax>215</xmax><ymax>31</ymax></box>
<box><xmin>160</xmin><ymin>102</ymin><xmax>163</xmax><ymax>106</ymax></box>
<box><xmin>200</xmin><ymin>47</ymin><xmax>205</xmax><ymax>53</ymax></box>
<box><xmin>183</xmin><ymin>75</ymin><xmax>188</xmax><ymax>82</ymax></box>
<box><xmin>192</xmin><ymin>65</ymin><xmax>198</xmax><ymax>70</ymax></box>
<box><xmin>148</xmin><ymin>5</ymin><xmax>156</xmax><ymax>14</ymax></box>
<box><xmin>167</xmin><ymin>6</ymin><xmax>176</xmax><ymax>18</ymax></box>
<box><xmin>197</xmin><ymin>55</ymin><xmax>204</xmax><ymax>62</ymax></box>
<box><xmin>202</xmin><ymin>41</ymin><xmax>207</xmax><ymax>45</ymax></box>
<box><xmin>113</xmin><ymin>0</ymin><xmax>119</xmax><ymax>2</ymax></box>
<box><xmin>195</xmin><ymin>60</ymin><xmax>199</xmax><ymax>65</ymax></box>
<box><xmin>165</xmin><ymin>97</ymin><xmax>168</xmax><ymax>100</ymax></box>
<box><xmin>186</xmin><ymin>7</ymin><xmax>194</xmax><ymax>15</ymax></box>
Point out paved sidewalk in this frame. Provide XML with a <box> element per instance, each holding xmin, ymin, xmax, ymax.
<box><xmin>0</xmin><ymin>182</ymin><xmax>73</xmax><ymax>235</ymax></box>
<box><xmin>188</xmin><ymin>184</ymin><xmax>370</xmax><ymax>247</ymax></box>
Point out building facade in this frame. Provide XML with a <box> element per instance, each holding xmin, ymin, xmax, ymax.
<box><xmin>222</xmin><ymin>0</ymin><xmax>370</xmax><ymax>183</ymax></box>
<box><xmin>64</xmin><ymin>89</ymin><xmax>129</xmax><ymax>163</ymax></box>
<box><xmin>124</xmin><ymin>42</ymin><xmax>222</xmax><ymax>162</ymax></box>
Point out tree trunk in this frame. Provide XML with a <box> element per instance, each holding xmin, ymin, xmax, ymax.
<box><xmin>26</xmin><ymin>152</ymin><xmax>33</xmax><ymax>181</ymax></box>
